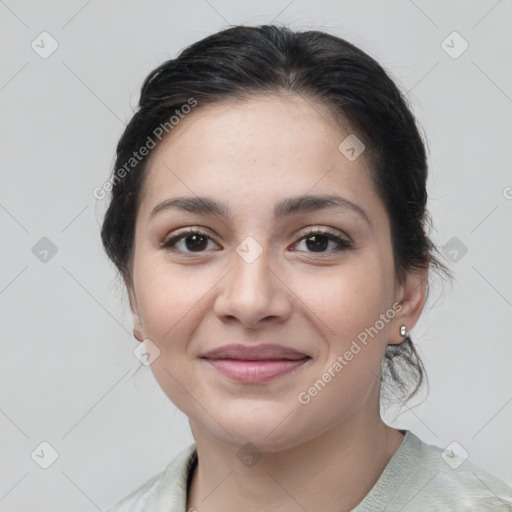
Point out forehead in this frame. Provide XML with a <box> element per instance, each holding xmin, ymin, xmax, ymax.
<box><xmin>147</xmin><ymin>93</ymin><xmax>347</xmax><ymax>168</ymax></box>
<box><xmin>138</xmin><ymin>93</ymin><xmax>385</xmax><ymax>223</ymax></box>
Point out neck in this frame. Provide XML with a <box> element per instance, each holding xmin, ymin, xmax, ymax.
<box><xmin>186</xmin><ymin>412</ymin><xmax>405</xmax><ymax>512</ymax></box>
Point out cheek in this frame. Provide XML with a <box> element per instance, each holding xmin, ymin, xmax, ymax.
<box><xmin>296</xmin><ymin>259</ymin><xmax>392</xmax><ymax>340</ymax></box>
<box><xmin>133</xmin><ymin>266</ymin><xmax>209</xmax><ymax>409</ymax></box>
<box><xmin>133</xmin><ymin>258</ymin><xmax>199</xmax><ymax>345</ymax></box>
<box><xmin>297</xmin><ymin>268</ymin><xmax>392</xmax><ymax>404</ymax></box>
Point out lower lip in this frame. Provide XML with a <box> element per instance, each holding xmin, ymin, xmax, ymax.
<box><xmin>203</xmin><ymin>358</ymin><xmax>310</xmax><ymax>383</ymax></box>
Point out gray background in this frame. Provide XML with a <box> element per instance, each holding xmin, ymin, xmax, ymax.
<box><xmin>1</xmin><ymin>0</ymin><xmax>511</xmax><ymax>509</ymax></box>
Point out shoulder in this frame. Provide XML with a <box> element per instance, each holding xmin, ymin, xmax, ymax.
<box><xmin>390</xmin><ymin>432</ymin><xmax>512</xmax><ymax>511</ymax></box>
<box><xmin>105</xmin><ymin>442</ymin><xmax>197</xmax><ymax>512</ymax></box>
<box><xmin>104</xmin><ymin>471</ymin><xmax>163</xmax><ymax>512</ymax></box>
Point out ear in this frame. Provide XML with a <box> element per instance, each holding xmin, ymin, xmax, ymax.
<box><xmin>127</xmin><ymin>285</ymin><xmax>144</xmax><ymax>342</ymax></box>
<box><xmin>388</xmin><ymin>265</ymin><xmax>428</xmax><ymax>345</ymax></box>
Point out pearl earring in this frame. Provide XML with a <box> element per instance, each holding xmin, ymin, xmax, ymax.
<box><xmin>400</xmin><ymin>325</ymin><xmax>407</xmax><ymax>337</ymax></box>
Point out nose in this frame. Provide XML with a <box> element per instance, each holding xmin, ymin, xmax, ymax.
<box><xmin>213</xmin><ymin>243</ymin><xmax>292</xmax><ymax>329</ymax></box>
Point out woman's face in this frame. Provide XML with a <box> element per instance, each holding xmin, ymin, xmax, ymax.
<box><xmin>129</xmin><ymin>94</ymin><xmax>415</xmax><ymax>451</ymax></box>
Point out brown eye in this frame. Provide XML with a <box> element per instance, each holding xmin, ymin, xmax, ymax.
<box><xmin>293</xmin><ymin>230</ymin><xmax>351</xmax><ymax>254</ymax></box>
<box><xmin>161</xmin><ymin>230</ymin><xmax>219</xmax><ymax>253</ymax></box>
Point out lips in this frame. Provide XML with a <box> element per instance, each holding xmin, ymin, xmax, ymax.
<box><xmin>200</xmin><ymin>344</ymin><xmax>311</xmax><ymax>383</ymax></box>
<box><xmin>200</xmin><ymin>344</ymin><xmax>310</xmax><ymax>361</ymax></box>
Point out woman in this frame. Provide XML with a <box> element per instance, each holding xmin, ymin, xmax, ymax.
<box><xmin>101</xmin><ymin>24</ymin><xmax>512</xmax><ymax>511</ymax></box>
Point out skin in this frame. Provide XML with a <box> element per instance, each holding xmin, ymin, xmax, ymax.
<box><xmin>127</xmin><ymin>93</ymin><xmax>428</xmax><ymax>512</ymax></box>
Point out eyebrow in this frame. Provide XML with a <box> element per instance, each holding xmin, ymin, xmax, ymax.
<box><xmin>149</xmin><ymin>194</ymin><xmax>370</xmax><ymax>225</ymax></box>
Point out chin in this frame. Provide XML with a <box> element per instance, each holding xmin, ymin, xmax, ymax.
<box><xmin>201</xmin><ymin>413</ymin><xmax>308</xmax><ymax>453</ymax></box>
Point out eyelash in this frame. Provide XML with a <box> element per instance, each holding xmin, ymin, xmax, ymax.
<box><xmin>160</xmin><ymin>227</ymin><xmax>352</xmax><ymax>255</ymax></box>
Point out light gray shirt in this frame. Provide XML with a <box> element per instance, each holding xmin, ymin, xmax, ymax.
<box><xmin>106</xmin><ymin>430</ymin><xmax>512</xmax><ymax>511</ymax></box>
